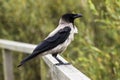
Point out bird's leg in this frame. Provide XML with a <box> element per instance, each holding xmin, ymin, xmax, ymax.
<box><xmin>52</xmin><ymin>54</ymin><xmax>70</xmax><ymax>65</ymax></box>
<box><xmin>52</xmin><ymin>54</ymin><xmax>64</xmax><ymax>64</ymax></box>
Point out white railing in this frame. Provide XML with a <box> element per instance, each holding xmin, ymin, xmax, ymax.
<box><xmin>0</xmin><ymin>39</ymin><xmax>91</xmax><ymax>80</ymax></box>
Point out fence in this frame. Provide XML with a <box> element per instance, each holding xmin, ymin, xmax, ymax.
<box><xmin>0</xmin><ymin>39</ymin><xmax>91</xmax><ymax>80</ymax></box>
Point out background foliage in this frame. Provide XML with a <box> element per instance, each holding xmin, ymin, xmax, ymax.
<box><xmin>0</xmin><ymin>0</ymin><xmax>120</xmax><ymax>80</ymax></box>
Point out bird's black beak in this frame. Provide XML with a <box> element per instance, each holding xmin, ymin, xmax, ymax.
<box><xmin>74</xmin><ymin>14</ymin><xmax>82</xmax><ymax>18</ymax></box>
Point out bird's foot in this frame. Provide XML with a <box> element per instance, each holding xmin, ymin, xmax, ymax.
<box><xmin>52</xmin><ymin>55</ymin><xmax>71</xmax><ymax>66</ymax></box>
<box><xmin>55</xmin><ymin>62</ymin><xmax>71</xmax><ymax>66</ymax></box>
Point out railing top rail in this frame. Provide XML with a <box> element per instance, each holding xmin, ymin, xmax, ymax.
<box><xmin>0</xmin><ymin>39</ymin><xmax>36</xmax><ymax>54</ymax></box>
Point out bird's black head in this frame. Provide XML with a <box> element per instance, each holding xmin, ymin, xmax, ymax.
<box><xmin>61</xmin><ymin>13</ymin><xmax>82</xmax><ymax>23</ymax></box>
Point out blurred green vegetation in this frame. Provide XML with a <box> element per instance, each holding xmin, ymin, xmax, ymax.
<box><xmin>0</xmin><ymin>0</ymin><xmax>120</xmax><ymax>80</ymax></box>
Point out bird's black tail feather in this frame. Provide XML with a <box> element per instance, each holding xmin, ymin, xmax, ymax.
<box><xmin>17</xmin><ymin>62</ymin><xmax>24</xmax><ymax>67</ymax></box>
<box><xmin>17</xmin><ymin>52</ymin><xmax>40</xmax><ymax>67</ymax></box>
<box><xmin>17</xmin><ymin>57</ymin><xmax>29</xmax><ymax>67</ymax></box>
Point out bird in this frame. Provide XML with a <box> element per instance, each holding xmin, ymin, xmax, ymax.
<box><xmin>17</xmin><ymin>13</ymin><xmax>82</xmax><ymax>67</ymax></box>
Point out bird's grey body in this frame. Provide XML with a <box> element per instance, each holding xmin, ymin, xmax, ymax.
<box><xmin>43</xmin><ymin>22</ymin><xmax>78</xmax><ymax>56</ymax></box>
<box><xmin>17</xmin><ymin>13</ymin><xmax>82</xmax><ymax>67</ymax></box>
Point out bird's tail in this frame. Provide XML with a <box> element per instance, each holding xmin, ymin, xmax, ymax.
<box><xmin>17</xmin><ymin>56</ymin><xmax>30</xmax><ymax>67</ymax></box>
<box><xmin>17</xmin><ymin>52</ymin><xmax>39</xmax><ymax>67</ymax></box>
<box><xmin>17</xmin><ymin>62</ymin><xmax>24</xmax><ymax>67</ymax></box>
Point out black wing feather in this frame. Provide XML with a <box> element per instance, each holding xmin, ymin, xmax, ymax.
<box><xmin>33</xmin><ymin>26</ymin><xmax>71</xmax><ymax>53</ymax></box>
<box><xmin>17</xmin><ymin>26</ymin><xmax>71</xmax><ymax>67</ymax></box>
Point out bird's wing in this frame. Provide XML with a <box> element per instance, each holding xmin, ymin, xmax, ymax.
<box><xmin>17</xmin><ymin>26</ymin><xmax>71</xmax><ymax>67</ymax></box>
<box><xmin>34</xmin><ymin>26</ymin><xmax>71</xmax><ymax>53</ymax></box>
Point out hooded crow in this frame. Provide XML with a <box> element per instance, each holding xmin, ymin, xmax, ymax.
<box><xmin>17</xmin><ymin>13</ymin><xmax>82</xmax><ymax>67</ymax></box>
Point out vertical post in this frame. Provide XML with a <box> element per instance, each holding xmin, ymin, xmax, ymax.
<box><xmin>2</xmin><ymin>49</ymin><xmax>14</xmax><ymax>80</ymax></box>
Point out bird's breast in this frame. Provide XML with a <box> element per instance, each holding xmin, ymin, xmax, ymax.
<box><xmin>48</xmin><ymin>28</ymin><xmax>76</xmax><ymax>54</ymax></box>
<box><xmin>45</xmin><ymin>24</ymin><xmax>78</xmax><ymax>55</ymax></box>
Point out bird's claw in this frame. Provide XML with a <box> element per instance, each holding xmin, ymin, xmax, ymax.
<box><xmin>55</xmin><ymin>62</ymin><xmax>71</xmax><ymax>66</ymax></box>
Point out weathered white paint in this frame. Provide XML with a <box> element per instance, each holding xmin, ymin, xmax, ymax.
<box><xmin>0</xmin><ymin>39</ymin><xmax>36</xmax><ymax>54</ymax></box>
<box><xmin>0</xmin><ymin>39</ymin><xmax>91</xmax><ymax>80</ymax></box>
<box><xmin>2</xmin><ymin>49</ymin><xmax>14</xmax><ymax>80</ymax></box>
